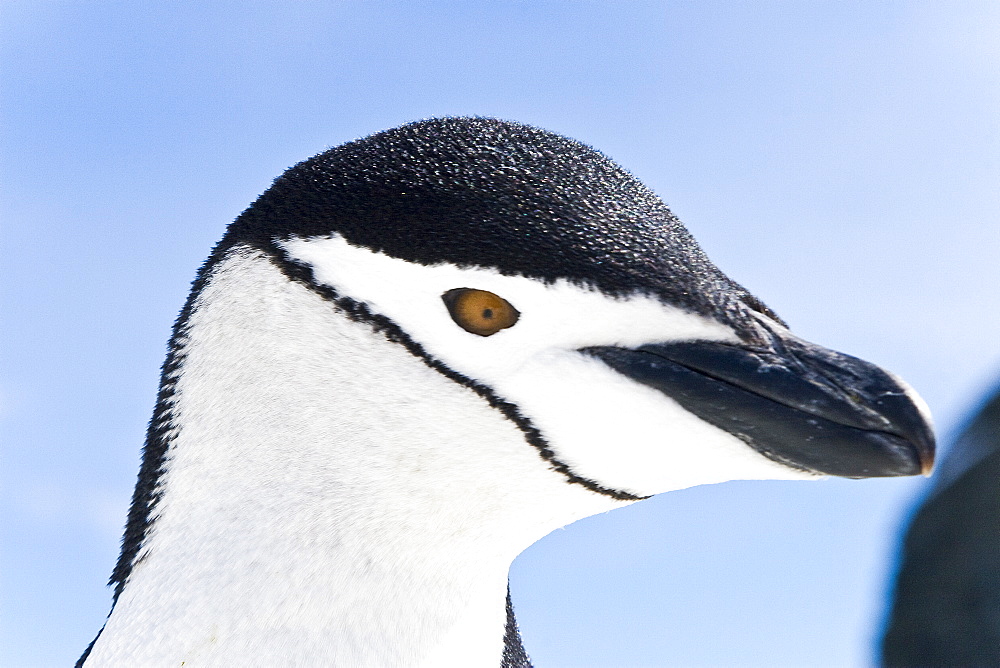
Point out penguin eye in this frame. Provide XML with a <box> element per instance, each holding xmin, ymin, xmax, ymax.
<box><xmin>442</xmin><ymin>288</ymin><xmax>520</xmax><ymax>337</ymax></box>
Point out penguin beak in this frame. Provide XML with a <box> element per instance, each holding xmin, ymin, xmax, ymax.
<box><xmin>582</xmin><ymin>324</ymin><xmax>935</xmax><ymax>479</ymax></box>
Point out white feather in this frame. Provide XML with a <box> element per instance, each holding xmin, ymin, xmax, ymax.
<box><xmin>283</xmin><ymin>234</ymin><xmax>811</xmax><ymax>496</ymax></box>
<box><xmin>87</xmin><ymin>236</ymin><xmax>811</xmax><ymax>667</ymax></box>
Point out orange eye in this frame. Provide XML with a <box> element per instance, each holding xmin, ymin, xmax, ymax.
<box><xmin>442</xmin><ymin>288</ymin><xmax>520</xmax><ymax>337</ymax></box>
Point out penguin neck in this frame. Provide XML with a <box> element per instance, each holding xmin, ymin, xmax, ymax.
<box><xmin>88</xmin><ymin>248</ymin><xmax>620</xmax><ymax>667</ymax></box>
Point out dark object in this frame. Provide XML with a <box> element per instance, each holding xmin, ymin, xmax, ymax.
<box><xmin>883</xmin><ymin>385</ymin><xmax>1000</xmax><ymax>666</ymax></box>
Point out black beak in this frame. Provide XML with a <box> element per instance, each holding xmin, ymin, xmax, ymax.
<box><xmin>583</xmin><ymin>322</ymin><xmax>935</xmax><ymax>479</ymax></box>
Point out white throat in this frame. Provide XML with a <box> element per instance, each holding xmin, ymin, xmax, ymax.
<box><xmin>85</xmin><ymin>247</ymin><xmax>623</xmax><ymax>667</ymax></box>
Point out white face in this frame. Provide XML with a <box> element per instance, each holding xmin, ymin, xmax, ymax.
<box><xmin>282</xmin><ymin>234</ymin><xmax>814</xmax><ymax>498</ymax></box>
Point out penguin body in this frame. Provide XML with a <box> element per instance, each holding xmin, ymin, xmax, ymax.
<box><xmin>80</xmin><ymin>118</ymin><xmax>934</xmax><ymax>667</ymax></box>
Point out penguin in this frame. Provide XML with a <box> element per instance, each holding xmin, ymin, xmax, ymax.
<box><xmin>78</xmin><ymin>117</ymin><xmax>935</xmax><ymax>667</ymax></box>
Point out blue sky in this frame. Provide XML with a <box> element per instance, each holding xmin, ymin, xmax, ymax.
<box><xmin>2</xmin><ymin>2</ymin><xmax>998</xmax><ymax>666</ymax></box>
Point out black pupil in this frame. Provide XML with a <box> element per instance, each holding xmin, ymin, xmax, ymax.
<box><xmin>482</xmin><ymin>308</ymin><xmax>494</xmax><ymax>320</ymax></box>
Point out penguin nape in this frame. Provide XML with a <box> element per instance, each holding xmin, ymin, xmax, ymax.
<box><xmin>78</xmin><ymin>117</ymin><xmax>935</xmax><ymax>667</ymax></box>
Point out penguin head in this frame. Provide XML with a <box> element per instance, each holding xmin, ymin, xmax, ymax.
<box><xmin>220</xmin><ymin>117</ymin><xmax>934</xmax><ymax>500</ymax></box>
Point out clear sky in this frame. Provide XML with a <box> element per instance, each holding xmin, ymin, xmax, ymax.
<box><xmin>2</xmin><ymin>2</ymin><xmax>998</xmax><ymax>666</ymax></box>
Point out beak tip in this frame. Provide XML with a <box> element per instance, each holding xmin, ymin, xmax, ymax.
<box><xmin>872</xmin><ymin>371</ymin><xmax>935</xmax><ymax>479</ymax></box>
<box><xmin>920</xmin><ymin>451</ymin><xmax>936</xmax><ymax>477</ymax></box>
<box><xmin>907</xmin><ymin>429</ymin><xmax>935</xmax><ymax>477</ymax></box>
